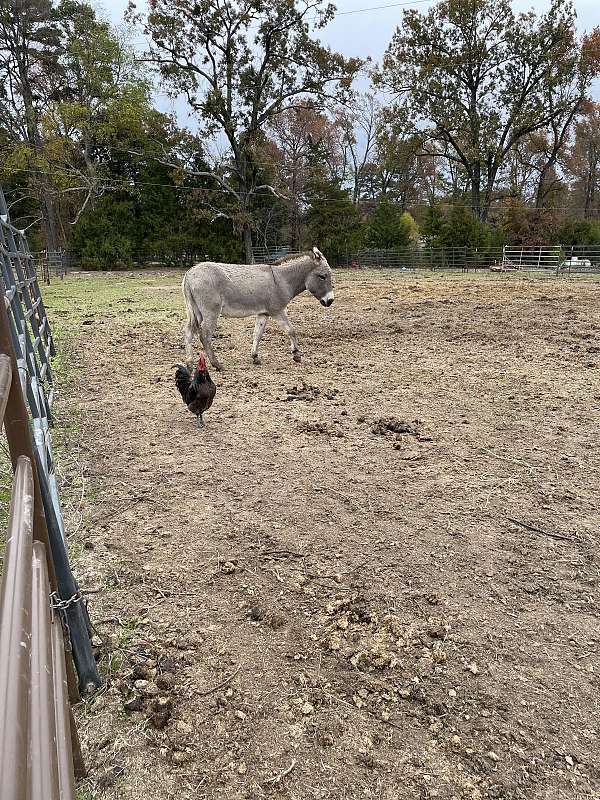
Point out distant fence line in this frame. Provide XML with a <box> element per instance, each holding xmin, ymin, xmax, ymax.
<box><xmin>351</xmin><ymin>245</ymin><xmax>600</xmax><ymax>274</ymax></box>
<box><xmin>254</xmin><ymin>243</ymin><xmax>600</xmax><ymax>273</ymax></box>
<box><xmin>28</xmin><ymin>243</ymin><xmax>600</xmax><ymax>277</ymax></box>
<box><xmin>344</xmin><ymin>246</ymin><xmax>503</xmax><ymax>271</ymax></box>
<box><xmin>33</xmin><ymin>249</ymin><xmax>208</xmax><ymax>277</ymax></box>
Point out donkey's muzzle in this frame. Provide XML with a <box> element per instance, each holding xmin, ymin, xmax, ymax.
<box><xmin>320</xmin><ymin>292</ymin><xmax>335</xmax><ymax>307</ymax></box>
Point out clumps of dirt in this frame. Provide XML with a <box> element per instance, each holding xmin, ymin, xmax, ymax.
<box><xmin>119</xmin><ymin>652</ymin><xmax>178</xmax><ymax>731</ymax></box>
<box><xmin>371</xmin><ymin>416</ymin><xmax>419</xmax><ymax>436</ymax></box>
<box><xmin>284</xmin><ymin>381</ymin><xmax>320</xmax><ymax>401</ymax></box>
<box><xmin>220</xmin><ymin>558</ymin><xmax>242</xmax><ymax>574</ymax></box>
<box><xmin>322</xmin><ymin>594</ymin><xmax>449</xmax><ymax>670</ymax></box>
<box><xmin>318</xmin><ymin>593</ymin><xmax>453</xmax><ymax>722</ymax></box>
<box><xmin>297</xmin><ymin>420</ymin><xmax>345</xmax><ymax>437</ymax></box>
<box><xmin>284</xmin><ymin>382</ymin><xmax>341</xmax><ymax>402</ymax></box>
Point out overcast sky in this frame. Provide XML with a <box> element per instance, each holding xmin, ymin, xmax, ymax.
<box><xmin>98</xmin><ymin>0</ymin><xmax>600</xmax><ymax>125</ymax></box>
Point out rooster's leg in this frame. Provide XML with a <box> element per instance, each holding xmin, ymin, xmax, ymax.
<box><xmin>196</xmin><ymin>414</ymin><xmax>204</xmax><ymax>429</ymax></box>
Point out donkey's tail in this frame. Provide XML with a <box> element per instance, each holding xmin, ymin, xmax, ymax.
<box><xmin>182</xmin><ymin>270</ymin><xmax>203</xmax><ymax>334</ymax></box>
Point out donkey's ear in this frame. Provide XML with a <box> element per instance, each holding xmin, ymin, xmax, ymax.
<box><xmin>312</xmin><ymin>246</ymin><xmax>322</xmax><ymax>261</ymax></box>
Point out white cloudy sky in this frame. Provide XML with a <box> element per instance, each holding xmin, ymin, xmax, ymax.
<box><xmin>98</xmin><ymin>0</ymin><xmax>600</xmax><ymax>126</ymax></box>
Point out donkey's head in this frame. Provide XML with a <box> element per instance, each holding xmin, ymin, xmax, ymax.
<box><xmin>305</xmin><ymin>247</ymin><xmax>334</xmax><ymax>307</ymax></box>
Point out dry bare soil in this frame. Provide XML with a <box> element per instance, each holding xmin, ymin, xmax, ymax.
<box><xmin>47</xmin><ymin>270</ymin><xmax>600</xmax><ymax>800</ymax></box>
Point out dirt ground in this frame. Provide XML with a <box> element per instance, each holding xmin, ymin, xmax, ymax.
<box><xmin>47</xmin><ymin>269</ymin><xmax>600</xmax><ymax>800</ymax></box>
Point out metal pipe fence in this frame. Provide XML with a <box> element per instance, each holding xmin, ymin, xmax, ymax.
<box><xmin>0</xmin><ymin>369</ymin><xmax>80</xmax><ymax>800</ymax></box>
<box><xmin>36</xmin><ymin>249</ymin><xmax>211</xmax><ymax>274</ymax></box>
<box><xmin>0</xmin><ymin>185</ymin><xmax>101</xmax><ymax>692</ymax></box>
<box><xmin>500</xmin><ymin>245</ymin><xmax>600</xmax><ymax>274</ymax></box>
<box><xmin>32</xmin><ymin>243</ymin><xmax>600</xmax><ymax>274</ymax></box>
<box><xmin>0</xmin><ymin>182</ymin><xmax>99</xmax><ymax>794</ymax></box>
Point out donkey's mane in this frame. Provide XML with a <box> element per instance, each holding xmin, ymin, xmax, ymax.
<box><xmin>270</xmin><ymin>251</ymin><xmax>312</xmax><ymax>266</ymax></box>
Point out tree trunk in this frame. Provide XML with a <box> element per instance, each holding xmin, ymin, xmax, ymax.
<box><xmin>242</xmin><ymin>222</ymin><xmax>253</xmax><ymax>263</ymax></box>
<box><xmin>481</xmin><ymin>157</ymin><xmax>502</xmax><ymax>223</ymax></box>
<box><xmin>535</xmin><ymin>166</ymin><xmax>549</xmax><ymax>210</ymax></box>
<box><xmin>584</xmin><ymin>141</ymin><xmax>598</xmax><ymax>219</ymax></box>
<box><xmin>16</xmin><ymin>40</ymin><xmax>60</xmax><ymax>251</ymax></box>
<box><xmin>535</xmin><ymin>153</ymin><xmax>561</xmax><ymax>210</ymax></box>
<box><xmin>290</xmin><ymin>169</ymin><xmax>300</xmax><ymax>251</ymax></box>
<box><xmin>470</xmin><ymin>162</ymin><xmax>481</xmax><ymax>219</ymax></box>
<box><xmin>40</xmin><ymin>186</ymin><xmax>59</xmax><ymax>252</ymax></box>
<box><xmin>291</xmin><ymin>201</ymin><xmax>300</xmax><ymax>251</ymax></box>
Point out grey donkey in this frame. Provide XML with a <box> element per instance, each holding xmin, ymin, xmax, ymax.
<box><xmin>182</xmin><ymin>247</ymin><xmax>335</xmax><ymax>370</ymax></box>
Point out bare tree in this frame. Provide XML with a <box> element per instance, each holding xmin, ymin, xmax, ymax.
<box><xmin>565</xmin><ymin>102</ymin><xmax>600</xmax><ymax>217</ymax></box>
<box><xmin>335</xmin><ymin>93</ymin><xmax>379</xmax><ymax>204</ymax></box>
<box><xmin>134</xmin><ymin>0</ymin><xmax>360</xmax><ymax>262</ymax></box>
<box><xmin>268</xmin><ymin>105</ymin><xmax>331</xmax><ymax>248</ymax></box>
<box><xmin>378</xmin><ymin>0</ymin><xmax>600</xmax><ymax>219</ymax></box>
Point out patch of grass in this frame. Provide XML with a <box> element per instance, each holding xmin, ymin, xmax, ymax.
<box><xmin>75</xmin><ymin>788</ymin><xmax>96</xmax><ymax>800</ymax></box>
<box><xmin>43</xmin><ymin>272</ymin><xmax>185</xmax><ymax>331</ymax></box>
<box><xmin>117</xmin><ymin>619</ymin><xmax>140</xmax><ymax>649</ymax></box>
<box><xmin>68</xmin><ymin>538</ymin><xmax>86</xmax><ymax>562</ymax></box>
<box><xmin>0</xmin><ymin>449</ymin><xmax>13</xmax><ymax>562</ymax></box>
<box><xmin>49</xmin><ymin>321</ymin><xmax>78</xmax><ymax>390</ymax></box>
<box><xmin>106</xmin><ymin>649</ymin><xmax>125</xmax><ymax>676</ymax></box>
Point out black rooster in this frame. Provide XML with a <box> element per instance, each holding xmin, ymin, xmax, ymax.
<box><xmin>174</xmin><ymin>354</ymin><xmax>216</xmax><ymax>428</ymax></box>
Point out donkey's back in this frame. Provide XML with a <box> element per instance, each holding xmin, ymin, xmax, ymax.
<box><xmin>184</xmin><ymin>260</ymin><xmax>277</xmax><ymax>319</ymax></box>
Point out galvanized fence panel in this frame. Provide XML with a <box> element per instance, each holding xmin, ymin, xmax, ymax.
<box><xmin>0</xmin><ymin>451</ymin><xmax>34</xmax><ymax>800</ymax></box>
<box><xmin>0</xmin><ymin>183</ymin><xmax>100</xmax><ymax>697</ymax></box>
<box><xmin>0</xmin><ymin>182</ymin><xmax>99</xmax><ymax>794</ymax></box>
<box><xmin>344</xmin><ymin>246</ymin><xmax>504</xmax><ymax>271</ymax></box>
<box><xmin>500</xmin><ymin>245</ymin><xmax>600</xmax><ymax>274</ymax></box>
<box><xmin>31</xmin><ymin>250</ymin><xmax>71</xmax><ymax>283</ymax></box>
<box><xmin>252</xmin><ymin>244</ymin><xmax>291</xmax><ymax>263</ymax></box>
<box><xmin>251</xmin><ymin>244</ymin><xmax>600</xmax><ymax>273</ymax></box>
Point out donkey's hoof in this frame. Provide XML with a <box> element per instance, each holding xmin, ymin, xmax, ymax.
<box><xmin>293</xmin><ymin>351</ymin><xmax>302</xmax><ymax>363</ymax></box>
<box><xmin>252</xmin><ymin>355</ymin><xmax>261</xmax><ymax>366</ymax></box>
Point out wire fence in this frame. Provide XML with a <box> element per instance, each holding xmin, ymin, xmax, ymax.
<box><xmin>251</xmin><ymin>244</ymin><xmax>291</xmax><ymax>263</ymax></box>
<box><xmin>344</xmin><ymin>245</ymin><xmax>600</xmax><ymax>274</ymax></box>
<box><xmin>344</xmin><ymin>246</ymin><xmax>503</xmax><ymax>271</ymax></box>
<box><xmin>25</xmin><ymin>242</ymin><xmax>600</xmax><ymax>279</ymax></box>
<box><xmin>251</xmin><ymin>243</ymin><xmax>600</xmax><ymax>273</ymax></box>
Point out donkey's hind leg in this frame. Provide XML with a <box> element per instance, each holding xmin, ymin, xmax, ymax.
<box><xmin>251</xmin><ymin>314</ymin><xmax>269</xmax><ymax>365</ymax></box>
<box><xmin>184</xmin><ymin>317</ymin><xmax>196</xmax><ymax>367</ymax></box>
<box><xmin>201</xmin><ymin>314</ymin><xmax>223</xmax><ymax>372</ymax></box>
<box><xmin>274</xmin><ymin>310</ymin><xmax>301</xmax><ymax>363</ymax></box>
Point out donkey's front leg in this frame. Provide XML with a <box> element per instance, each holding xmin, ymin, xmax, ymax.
<box><xmin>274</xmin><ymin>310</ymin><xmax>301</xmax><ymax>363</ymax></box>
<box><xmin>251</xmin><ymin>314</ymin><xmax>269</xmax><ymax>365</ymax></box>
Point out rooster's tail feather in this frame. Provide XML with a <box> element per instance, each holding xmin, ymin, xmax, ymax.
<box><xmin>174</xmin><ymin>363</ymin><xmax>192</xmax><ymax>403</ymax></box>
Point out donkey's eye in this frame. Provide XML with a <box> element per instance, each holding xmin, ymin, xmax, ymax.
<box><xmin>319</xmin><ymin>274</ymin><xmax>326</xmax><ymax>280</ymax></box>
